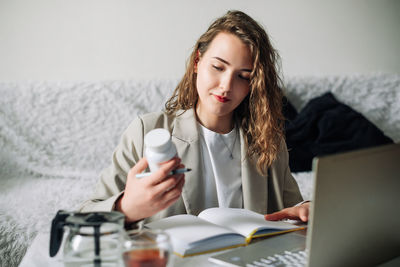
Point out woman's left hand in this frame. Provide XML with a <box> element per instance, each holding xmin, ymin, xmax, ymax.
<box><xmin>264</xmin><ymin>202</ymin><xmax>310</xmax><ymax>222</ymax></box>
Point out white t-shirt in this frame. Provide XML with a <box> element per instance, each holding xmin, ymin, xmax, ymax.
<box><xmin>198</xmin><ymin>123</ymin><xmax>242</xmax><ymax>208</ymax></box>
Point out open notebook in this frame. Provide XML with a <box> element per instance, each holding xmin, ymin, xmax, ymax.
<box><xmin>210</xmin><ymin>143</ymin><xmax>400</xmax><ymax>267</ymax></box>
<box><xmin>145</xmin><ymin>207</ymin><xmax>303</xmax><ymax>257</ymax></box>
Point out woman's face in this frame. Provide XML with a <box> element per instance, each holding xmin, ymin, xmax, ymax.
<box><xmin>195</xmin><ymin>32</ymin><xmax>253</xmax><ymax>130</ymax></box>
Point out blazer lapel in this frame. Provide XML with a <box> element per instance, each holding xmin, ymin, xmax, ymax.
<box><xmin>171</xmin><ymin>109</ymin><xmax>206</xmax><ymax>216</ymax></box>
<box><xmin>240</xmin><ymin>128</ymin><xmax>269</xmax><ymax>215</ymax></box>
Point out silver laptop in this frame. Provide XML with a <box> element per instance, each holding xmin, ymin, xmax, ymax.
<box><xmin>209</xmin><ymin>143</ymin><xmax>400</xmax><ymax>267</ymax></box>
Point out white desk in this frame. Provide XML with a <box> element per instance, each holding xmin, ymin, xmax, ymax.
<box><xmin>20</xmin><ymin>232</ymin><xmax>400</xmax><ymax>267</ymax></box>
<box><xmin>19</xmin><ymin>232</ymin><xmax>225</xmax><ymax>267</ymax></box>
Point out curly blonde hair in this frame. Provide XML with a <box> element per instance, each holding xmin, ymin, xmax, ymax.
<box><xmin>165</xmin><ymin>10</ymin><xmax>285</xmax><ymax>175</ymax></box>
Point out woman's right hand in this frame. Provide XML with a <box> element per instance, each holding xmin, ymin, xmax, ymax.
<box><xmin>116</xmin><ymin>157</ymin><xmax>185</xmax><ymax>222</ymax></box>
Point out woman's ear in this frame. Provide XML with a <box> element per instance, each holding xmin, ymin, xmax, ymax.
<box><xmin>194</xmin><ymin>50</ymin><xmax>201</xmax><ymax>73</ymax></box>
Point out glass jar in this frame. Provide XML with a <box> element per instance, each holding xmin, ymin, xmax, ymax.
<box><xmin>122</xmin><ymin>229</ymin><xmax>172</xmax><ymax>267</ymax></box>
<box><xmin>50</xmin><ymin>211</ymin><xmax>127</xmax><ymax>267</ymax></box>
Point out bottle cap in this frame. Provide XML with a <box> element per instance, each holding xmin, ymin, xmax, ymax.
<box><xmin>144</xmin><ymin>129</ymin><xmax>172</xmax><ymax>152</ymax></box>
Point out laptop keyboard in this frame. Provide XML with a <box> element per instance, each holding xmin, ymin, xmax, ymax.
<box><xmin>209</xmin><ymin>231</ymin><xmax>308</xmax><ymax>267</ymax></box>
<box><xmin>244</xmin><ymin>249</ymin><xmax>307</xmax><ymax>267</ymax></box>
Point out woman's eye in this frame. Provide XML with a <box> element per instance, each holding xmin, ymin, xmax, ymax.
<box><xmin>212</xmin><ymin>65</ymin><xmax>223</xmax><ymax>71</ymax></box>
<box><xmin>239</xmin><ymin>74</ymin><xmax>250</xmax><ymax>81</ymax></box>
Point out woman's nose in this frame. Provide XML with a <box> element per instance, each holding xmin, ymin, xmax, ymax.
<box><xmin>220</xmin><ymin>73</ymin><xmax>234</xmax><ymax>93</ymax></box>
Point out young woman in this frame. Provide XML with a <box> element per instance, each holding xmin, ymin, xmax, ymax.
<box><xmin>80</xmin><ymin>10</ymin><xmax>309</xmax><ymax>227</ymax></box>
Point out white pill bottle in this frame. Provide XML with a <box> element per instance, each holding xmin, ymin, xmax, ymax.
<box><xmin>144</xmin><ymin>128</ymin><xmax>177</xmax><ymax>172</ymax></box>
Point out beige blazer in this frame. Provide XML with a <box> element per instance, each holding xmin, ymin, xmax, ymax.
<box><xmin>80</xmin><ymin>109</ymin><xmax>303</xmax><ymax>224</ymax></box>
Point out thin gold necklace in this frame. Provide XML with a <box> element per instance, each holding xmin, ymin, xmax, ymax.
<box><xmin>219</xmin><ymin>127</ymin><xmax>237</xmax><ymax>160</ymax></box>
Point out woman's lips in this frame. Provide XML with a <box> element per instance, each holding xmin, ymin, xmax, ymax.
<box><xmin>214</xmin><ymin>95</ymin><xmax>230</xmax><ymax>103</ymax></box>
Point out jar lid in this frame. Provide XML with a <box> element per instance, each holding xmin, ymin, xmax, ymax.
<box><xmin>66</xmin><ymin>211</ymin><xmax>125</xmax><ymax>227</ymax></box>
<box><xmin>144</xmin><ymin>129</ymin><xmax>172</xmax><ymax>152</ymax></box>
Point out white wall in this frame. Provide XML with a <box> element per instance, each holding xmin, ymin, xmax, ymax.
<box><xmin>1</xmin><ymin>0</ymin><xmax>399</xmax><ymax>81</ymax></box>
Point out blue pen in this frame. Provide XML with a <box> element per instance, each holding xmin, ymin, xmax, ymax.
<box><xmin>135</xmin><ymin>168</ymin><xmax>192</xmax><ymax>178</ymax></box>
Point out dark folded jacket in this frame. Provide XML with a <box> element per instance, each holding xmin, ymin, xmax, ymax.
<box><xmin>284</xmin><ymin>92</ymin><xmax>393</xmax><ymax>172</ymax></box>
